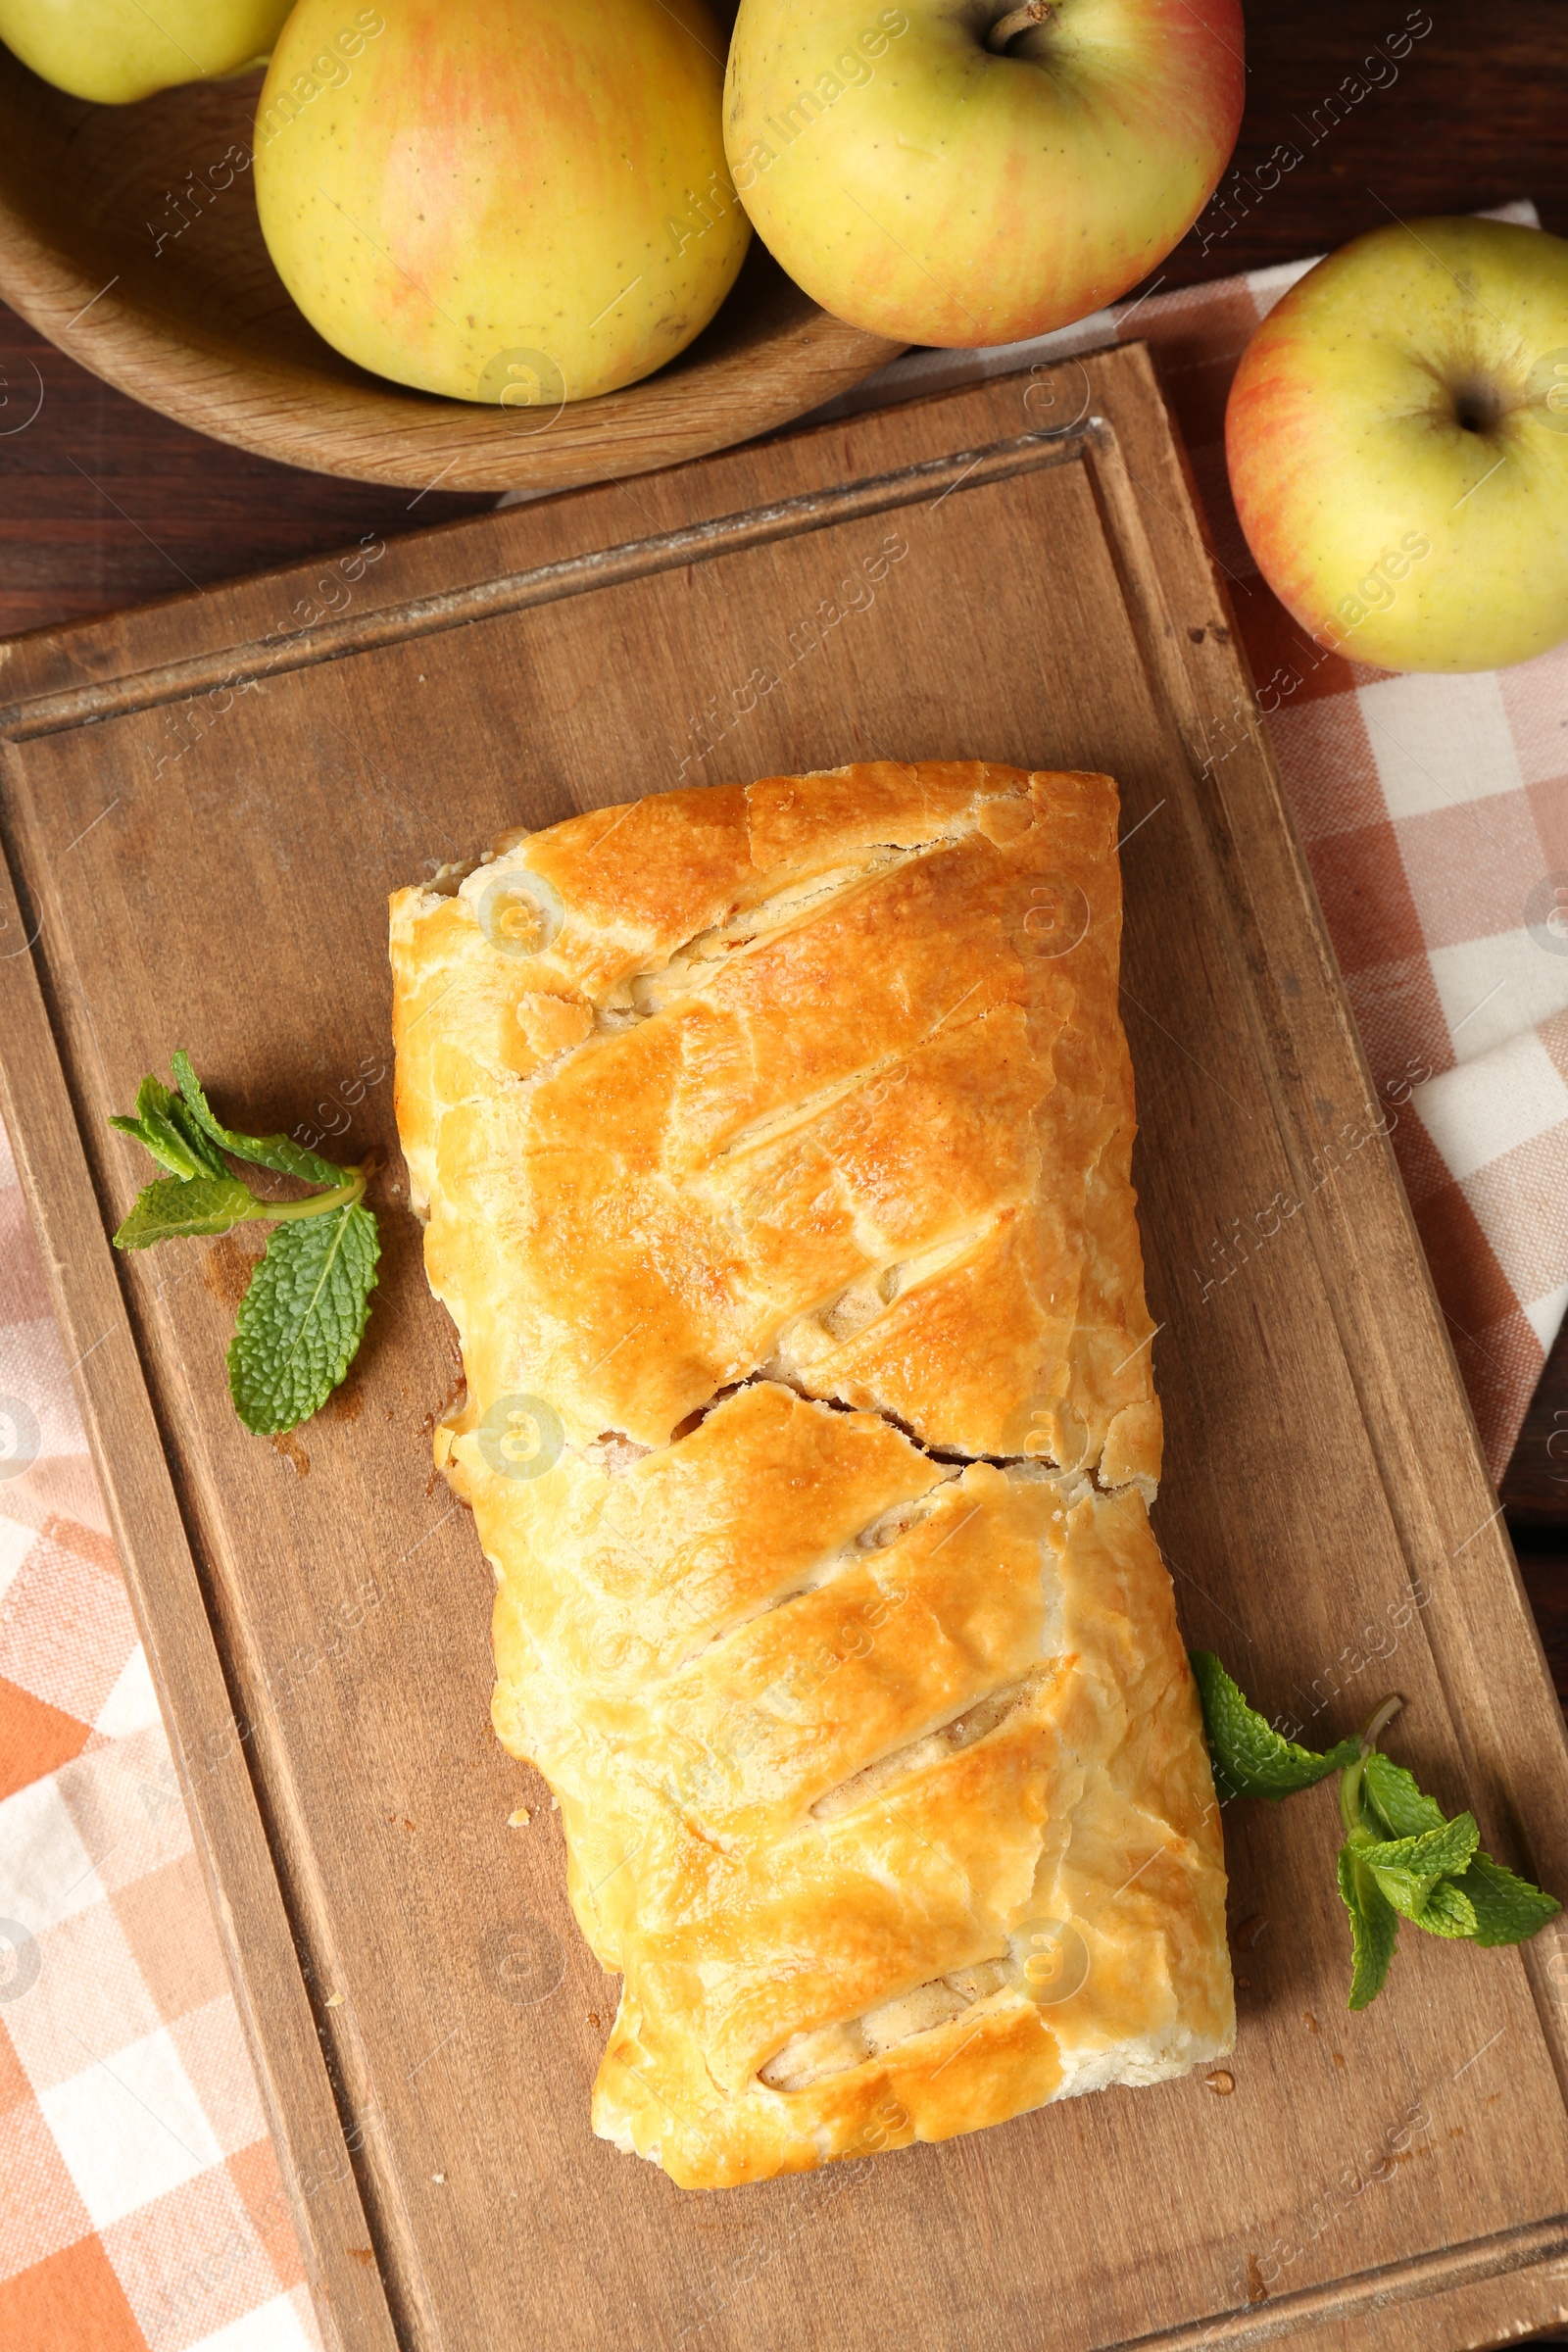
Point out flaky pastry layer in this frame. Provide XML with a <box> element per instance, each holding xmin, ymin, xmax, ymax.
<box><xmin>390</xmin><ymin>760</ymin><xmax>1232</xmax><ymax>2189</ymax></box>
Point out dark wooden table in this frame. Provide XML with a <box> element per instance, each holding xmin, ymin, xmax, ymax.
<box><xmin>2</xmin><ymin>7</ymin><xmax>1565</xmax><ymax>2342</ymax></box>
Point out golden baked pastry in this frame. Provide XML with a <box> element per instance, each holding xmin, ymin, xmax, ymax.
<box><xmin>389</xmin><ymin>760</ymin><xmax>1233</xmax><ymax>2190</ymax></box>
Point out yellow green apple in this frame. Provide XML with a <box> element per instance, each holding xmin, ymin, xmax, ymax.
<box><xmin>1226</xmin><ymin>219</ymin><xmax>1568</xmax><ymax>673</ymax></box>
<box><xmin>0</xmin><ymin>0</ymin><xmax>293</xmax><ymax>103</ymax></box>
<box><xmin>254</xmin><ymin>0</ymin><xmax>750</xmax><ymax>407</ymax></box>
<box><xmin>723</xmin><ymin>0</ymin><xmax>1245</xmax><ymax>347</ymax></box>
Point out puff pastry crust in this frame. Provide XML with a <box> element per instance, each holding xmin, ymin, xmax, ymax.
<box><xmin>390</xmin><ymin>760</ymin><xmax>1232</xmax><ymax>2190</ymax></box>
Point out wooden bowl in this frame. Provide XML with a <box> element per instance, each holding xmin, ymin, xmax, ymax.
<box><xmin>0</xmin><ymin>50</ymin><xmax>902</xmax><ymax>494</ymax></box>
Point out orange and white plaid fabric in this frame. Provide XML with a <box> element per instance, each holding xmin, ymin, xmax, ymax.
<box><xmin>2</xmin><ymin>210</ymin><xmax>1563</xmax><ymax>2347</ymax></box>
<box><xmin>0</xmin><ymin>1122</ymin><xmax>321</xmax><ymax>2352</ymax></box>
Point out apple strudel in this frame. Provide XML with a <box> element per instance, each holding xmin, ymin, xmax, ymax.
<box><xmin>389</xmin><ymin>759</ymin><xmax>1232</xmax><ymax>2190</ymax></box>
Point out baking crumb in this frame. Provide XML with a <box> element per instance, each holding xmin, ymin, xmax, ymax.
<box><xmin>508</xmin><ymin>1806</ymin><xmax>532</xmax><ymax>1828</ymax></box>
<box><xmin>432</xmin><ymin>2172</ymin><xmax>445</xmax><ymax>2183</ymax></box>
<box><xmin>324</xmin><ymin>1992</ymin><xmax>343</xmax><ymax>2009</ymax></box>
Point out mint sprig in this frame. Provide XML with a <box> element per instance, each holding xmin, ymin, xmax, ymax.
<box><xmin>109</xmin><ymin>1054</ymin><xmax>379</xmax><ymax>1436</ymax></box>
<box><xmin>1191</xmin><ymin>1651</ymin><xmax>1559</xmax><ymax>2010</ymax></box>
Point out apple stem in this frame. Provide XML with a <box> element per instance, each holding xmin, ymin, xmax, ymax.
<box><xmin>987</xmin><ymin>0</ymin><xmax>1053</xmax><ymax>50</ymax></box>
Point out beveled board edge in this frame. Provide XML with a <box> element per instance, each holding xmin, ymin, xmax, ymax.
<box><xmin>0</xmin><ymin>344</ymin><xmax>1566</xmax><ymax>2351</ymax></box>
<box><xmin>0</xmin><ymin>429</ymin><xmax>1094</xmax><ymax>743</ymax></box>
<box><xmin>1108</xmin><ymin>2211</ymin><xmax>1568</xmax><ymax>2350</ymax></box>
<box><xmin>0</xmin><ymin>343</ymin><xmax>1152</xmax><ymax>720</ymax></box>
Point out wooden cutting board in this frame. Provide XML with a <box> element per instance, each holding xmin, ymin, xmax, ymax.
<box><xmin>3</xmin><ymin>344</ymin><xmax>1568</xmax><ymax>2352</ymax></box>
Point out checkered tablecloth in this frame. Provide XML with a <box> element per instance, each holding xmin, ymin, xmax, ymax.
<box><xmin>3</xmin><ymin>205</ymin><xmax>1565</xmax><ymax>2349</ymax></box>
<box><xmin>0</xmin><ymin>1110</ymin><xmax>321</xmax><ymax>2352</ymax></box>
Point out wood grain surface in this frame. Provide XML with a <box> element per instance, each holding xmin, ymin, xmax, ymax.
<box><xmin>1</xmin><ymin>0</ymin><xmax>1563</xmax><ymax>1717</ymax></box>
<box><xmin>2</xmin><ymin>340</ymin><xmax>1567</xmax><ymax>2352</ymax></box>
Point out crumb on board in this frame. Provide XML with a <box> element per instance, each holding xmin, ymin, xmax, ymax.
<box><xmin>269</xmin><ymin>1430</ymin><xmax>310</xmax><ymax>1477</ymax></box>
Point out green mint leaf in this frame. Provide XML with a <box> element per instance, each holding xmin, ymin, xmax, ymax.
<box><xmin>1404</xmin><ymin>1876</ymin><xmax>1479</xmax><ymax>1939</ymax></box>
<box><xmin>109</xmin><ymin>1110</ymin><xmax>193</xmax><ymax>1179</ymax></box>
<box><xmin>1359</xmin><ymin>1755</ymin><xmax>1562</xmax><ymax>1944</ymax></box>
<box><xmin>1455</xmin><ymin>1852</ymin><xmax>1562</xmax><ymax>1947</ymax></box>
<box><xmin>1358</xmin><ymin>1812</ymin><xmax>1478</xmax><ymax>1930</ymax></box>
<box><xmin>1358</xmin><ymin>1864</ymin><xmax>1428</xmax><ymax>1927</ymax></box>
<box><xmin>1189</xmin><ymin>1650</ymin><xmax>1359</xmax><ymax>1801</ymax></box>
<box><xmin>163</xmin><ymin>1091</ymin><xmax>230</xmax><ymax>1179</ymax></box>
<box><xmin>172</xmin><ymin>1049</ymin><xmax>348</xmax><ymax>1188</ymax></box>
<box><xmin>1364</xmin><ymin>1854</ymin><xmax>1475</xmax><ymax>1933</ymax></box>
<box><xmin>1365</xmin><ymin>1811</ymin><xmax>1480</xmax><ymax>1882</ymax></box>
<box><xmin>226</xmin><ymin>1202</ymin><xmax>379</xmax><ymax>1434</ymax></box>
<box><xmin>130</xmin><ymin>1084</ymin><xmax>202</xmax><ymax>1177</ymax></box>
<box><xmin>1361</xmin><ymin>1751</ymin><xmax>1447</xmax><ymax>1840</ymax></box>
<box><xmin>133</xmin><ymin>1073</ymin><xmax>220</xmax><ymax>1175</ymax></box>
<box><xmin>1338</xmin><ymin>1845</ymin><xmax>1399</xmax><ymax>2009</ymax></box>
<box><xmin>109</xmin><ymin>1075</ymin><xmax>217</xmax><ymax>1181</ymax></box>
<box><xmin>113</xmin><ymin>1175</ymin><xmax>262</xmax><ymax>1249</ymax></box>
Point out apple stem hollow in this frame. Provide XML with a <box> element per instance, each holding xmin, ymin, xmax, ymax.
<box><xmin>986</xmin><ymin>0</ymin><xmax>1053</xmax><ymax>52</ymax></box>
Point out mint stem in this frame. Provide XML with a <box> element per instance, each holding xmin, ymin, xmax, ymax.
<box><xmin>1340</xmin><ymin>1692</ymin><xmax>1404</xmax><ymax>1836</ymax></box>
<box><xmin>259</xmin><ymin>1168</ymin><xmax>367</xmax><ymax>1223</ymax></box>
